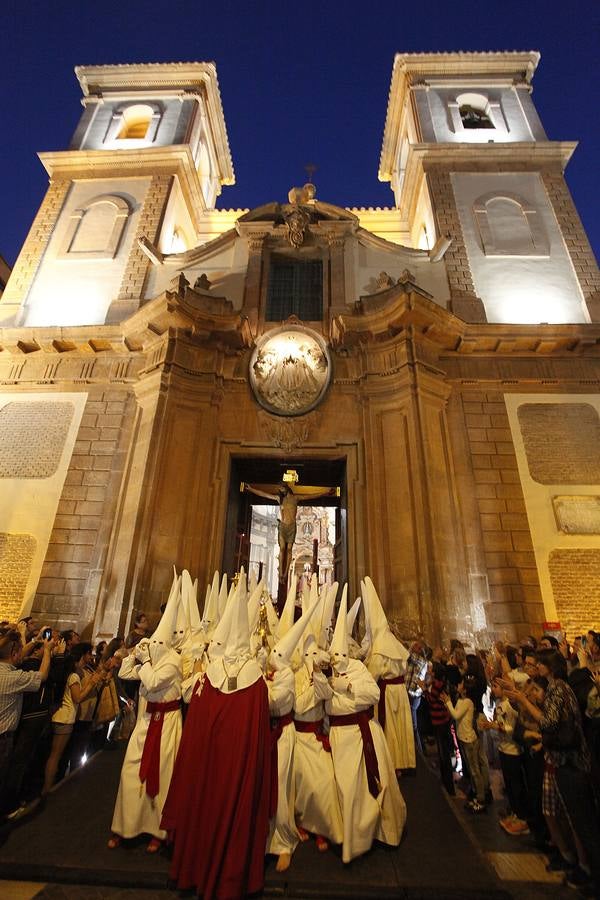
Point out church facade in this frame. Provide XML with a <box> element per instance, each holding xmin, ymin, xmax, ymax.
<box><xmin>0</xmin><ymin>52</ymin><xmax>599</xmax><ymax>645</ymax></box>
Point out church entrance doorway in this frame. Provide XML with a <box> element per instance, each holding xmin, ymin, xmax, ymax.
<box><xmin>222</xmin><ymin>457</ymin><xmax>347</xmax><ymax>608</ymax></box>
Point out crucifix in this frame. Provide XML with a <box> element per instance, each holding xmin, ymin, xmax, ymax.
<box><xmin>241</xmin><ymin>469</ymin><xmax>338</xmax><ymax>587</ymax></box>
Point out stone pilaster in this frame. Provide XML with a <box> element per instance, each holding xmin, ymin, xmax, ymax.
<box><xmin>241</xmin><ymin>232</ymin><xmax>266</xmax><ymax>329</ymax></box>
<box><xmin>1</xmin><ymin>178</ymin><xmax>70</xmax><ymax>325</ymax></box>
<box><xmin>425</xmin><ymin>167</ymin><xmax>487</xmax><ymax>323</ymax></box>
<box><xmin>541</xmin><ymin>170</ymin><xmax>600</xmax><ymax>322</ymax></box>
<box><xmin>327</xmin><ymin>233</ymin><xmax>346</xmax><ymax>314</ymax></box>
<box><xmin>111</xmin><ymin>174</ymin><xmax>173</xmax><ymax>318</ymax></box>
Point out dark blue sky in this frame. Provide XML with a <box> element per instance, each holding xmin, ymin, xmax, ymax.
<box><xmin>2</xmin><ymin>0</ymin><xmax>598</xmax><ymax>266</ymax></box>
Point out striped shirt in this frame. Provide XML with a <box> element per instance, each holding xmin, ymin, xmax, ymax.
<box><xmin>424</xmin><ymin>677</ymin><xmax>450</xmax><ymax>725</ymax></box>
<box><xmin>0</xmin><ymin>661</ymin><xmax>42</xmax><ymax>734</ymax></box>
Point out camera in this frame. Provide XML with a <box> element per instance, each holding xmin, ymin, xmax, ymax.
<box><xmin>42</xmin><ymin>627</ymin><xmax>52</xmax><ymax>641</ymax></box>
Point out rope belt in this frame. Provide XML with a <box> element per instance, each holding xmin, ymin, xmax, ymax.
<box><xmin>378</xmin><ymin>675</ymin><xmax>405</xmax><ymax>730</ymax></box>
<box><xmin>329</xmin><ymin>709</ymin><xmax>381</xmax><ymax>798</ymax></box>
<box><xmin>139</xmin><ymin>699</ymin><xmax>181</xmax><ymax>799</ymax></box>
<box><xmin>294</xmin><ymin>717</ymin><xmax>331</xmax><ymax>752</ymax></box>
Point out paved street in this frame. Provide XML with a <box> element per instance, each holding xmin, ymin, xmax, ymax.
<box><xmin>0</xmin><ymin>742</ymin><xmax>576</xmax><ymax>900</ymax></box>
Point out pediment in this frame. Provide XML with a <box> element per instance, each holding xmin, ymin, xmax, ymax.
<box><xmin>237</xmin><ymin>199</ymin><xmax>358</xmax><ymax>226</ymax></box>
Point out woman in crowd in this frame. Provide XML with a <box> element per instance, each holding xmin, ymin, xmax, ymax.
<box><xmin>505</xmin><ymin>649</ymin><xmax>600</xmax><ymax>893</ymax></box>
<box><xmin>42</xmin><ymin>643</ymin><xmax>107</xmax><ymax>796</ymax></box>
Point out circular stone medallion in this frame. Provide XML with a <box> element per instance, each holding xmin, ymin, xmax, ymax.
<box><xmin>249</xmin><ymin>325</ymin><xmax>331</xmax><ymax>417</ymax></box>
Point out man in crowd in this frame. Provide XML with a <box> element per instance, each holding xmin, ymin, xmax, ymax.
<box><xmin>0</xmin><ymin>626</ymin><xmax>54</xmax><ymax>812</ymax></box>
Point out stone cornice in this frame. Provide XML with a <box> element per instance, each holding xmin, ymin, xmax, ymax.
<box><xmin>75</xmin><ymin>62</ymin><xmax>234</xmax><ymax>186</ymax></box>
<box><xmin>380</xmin><ymin>51</ymin><xmax>542</xmax><ymax>182</ymax></box>
<box><xmin>334</xmin><ymin>288</ymin><xmax>600</xmax><ymax>357</ymax></box>
<box><xmin>39</xmin><ymin>146</ymin><xmax>208</xmax><ymax>221</ymax></box>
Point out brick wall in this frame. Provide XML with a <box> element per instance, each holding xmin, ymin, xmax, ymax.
<box><xmin>549</xmin><ymin>549</ymin><xmax>600</xmax><ymax>636</ymax></box>
<box><xmin>0</xmin><ymin>401</ymin><xmax>74</xmax><ymax>478</ymax></box>
<box><xmin>0</xmin><ymin>533</ymin><xmax>36</xmax><ymax>621</ymax></box>
<box><xmin>463</xmin><ymin>390</ymin><xmax>544</xmax><ymax>635</ymax></box>
<box><xmin>1</xmin><ymin>179</ymin><xmax>70</xmax><ymax>309</ymax></box>
<box><xmin>117</xmin><ymin>174</ymin><xmax>172</xmax><ymax>302</ymax></box>
<box><xmin>33</xmin><ymin>388</ymin><xmax>135</xmax><ymax>632</ymax></box>
<box><xmin>426</xmin><ymin>167</ymin><xmax>477</xmax><ymax>299</ymax></box>
<box><xmin>517</xmin><ymin>402</ymin><xmax>600</xmax><ymax>484</ymax></box>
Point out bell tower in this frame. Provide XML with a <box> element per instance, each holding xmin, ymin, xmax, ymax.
<box><xmin>1</xmin><ymin>63</ymin><xmax>234</xmax><ymax>328</ymax></box>
<box><xmin>379</xmin><ymin>52</ymin><xmax>599</xmax><ymax>324</ymax></box>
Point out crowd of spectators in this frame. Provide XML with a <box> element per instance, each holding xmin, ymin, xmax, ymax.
<box><xmin>0</xmin><ymin>614</ymin><xmax>145</xmax><ymax>822</ymax></box>
<box><xmin>407</xmin><ymin>630</ymin><xmax>600</xmax><ymax>895</ymax></box>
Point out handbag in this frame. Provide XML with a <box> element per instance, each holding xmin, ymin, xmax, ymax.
<box><xmin>93</xmin><ymin>679</ymin><xmax>120</xmax><ymax>725</ymax></box>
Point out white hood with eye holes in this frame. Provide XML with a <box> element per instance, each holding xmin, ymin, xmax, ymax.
<box><xmin>329</xmin><ymin>584</ymin><xmax>349</xmax><ymax>673</ymax></box>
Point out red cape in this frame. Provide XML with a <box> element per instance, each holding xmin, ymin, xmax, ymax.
<box><xmin>161</xmin><ymin>676</ymin><xmax>271</xmax><ymax>899</ymax></box>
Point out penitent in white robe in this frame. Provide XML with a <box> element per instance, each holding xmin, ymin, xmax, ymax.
<box><xmin>293</xmin><ymin>667</ymin><xmax>343</xmax><ymax>844</ymax></box>
<box><xmin>325</xmin><ymin>658</ymin><xmax>406</xmax><ymax>863</ymax></box>
<box><xmin>111</xmin><ymin>651</ymin><xmax>182</xmax><ymax>840</ymax></box>
<box><xmin>266</xmin><ymin>667</ymin><xmax>299</xmax><ymax>857</ymax></box>
<box><xmin>367</xmin><ymin>653</ymin><xmax>416</xmax><ymax>771</ymax></box>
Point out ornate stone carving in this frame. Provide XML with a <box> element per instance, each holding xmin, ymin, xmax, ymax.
<box><xmin>283</xmin><ymin>205</ymin><xmax>311</xmax><ymax>248</ymax></box>
<box><xmin>249</xmin><ymin>324</ymin><xmax>331</xmax><ymax>417</ymax></box>
<box><xmin>376</xmin><ymin>271</ymin><xmax>395</xmax><ymax>290</ymax></box>
<box><xmin>258</xmin><ymin>410</ymin><xmax>317</xmax><ymax>452</ymax></box>
<box><xmin>193</xmin><ymin>273</ymin><xmax>212</xmax><ymax>291</ymax></box>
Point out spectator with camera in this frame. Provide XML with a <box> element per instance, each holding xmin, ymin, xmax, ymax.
<box><xmin>0</xmin><ymin>625</ymin><xmax>55</xmax><ymax>813</ymax></box>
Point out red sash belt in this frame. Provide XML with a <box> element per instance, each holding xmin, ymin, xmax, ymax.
<box><xmin>294</xmin><ymin>718</ymin><xmax>331</xmax><ymax>752</ymax></box>
<box><xmin>378</xmin><ymin>675</ymin><xmax>405</xmax><ymax>731</ymax></box>
<box><xmin>139</xmin><ymin>699</ymin><xmax>181</xmax><ymax>800</ymax></box>
<box><xmin>329</xmin><ymin>709</ymin><xmax>381</xmax><ymax>799</ymax></box>
<box><xmin>269</xmin><ymin>712</ymin><xmax>294</xmax><ymax>817</ymax></box>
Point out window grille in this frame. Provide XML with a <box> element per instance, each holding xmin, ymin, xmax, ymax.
<box><xmin>266</xmin><ymin>256</ymin><xmax>323</xmax><ymax>321</ymax></box>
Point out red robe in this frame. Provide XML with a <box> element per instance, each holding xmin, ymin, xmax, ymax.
<box><xmin>161</xmin><ymin>676</ymin><xmax>271</xmax><ymax>899</ymax></box>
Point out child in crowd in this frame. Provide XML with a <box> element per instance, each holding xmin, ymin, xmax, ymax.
<box><xmin>441</xmin><ymin>678</ymin><xmax>489</xmax><ymax>813</ymax></box>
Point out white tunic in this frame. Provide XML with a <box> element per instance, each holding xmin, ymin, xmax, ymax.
<box><xmin>266</xmin><ymin>667</ymin><xmax>299</xmax><ymax>857</ymax></box>
<box><xmin>293</xmin><ymin>667</ymin><xmax>343</xmax><ymax>843</ymax></box>
<box><xmin>325</xmin><ymin>658</ymin><xmax>406</xmax><ymax>863</ymax></box>
<box><xmin>111</xmin><ymin>651</ymin><xmax>182</xmax><ymax>840</ymax></box>
<box><xmin>367</xmin><ymin>653</ymin><xmax>416</xmax><ymax>771</ymax></box>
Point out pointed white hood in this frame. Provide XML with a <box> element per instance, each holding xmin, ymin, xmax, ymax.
<box><xmin>201</xmin><ymin>571</ymin><xmax>221</xmax><ymax>636</ymax></box>
<box><xmin>217</xmin><ymin>573</ymin><xmax>229</xmax><ymax>619</ymax></box>
<box><xmin>330</xmin><ymin>584</ymin><xmax>349</xmax><ymax>672</ymax></box>
<box><xmin>206</xmin><ymin>571</ymin><xmax>262</xmax><ymax>692</ymax></box>
<box><xmin>364</xmin><ymin>576</ymin><xmax>409</xmax><ymax>662</ymax></box>
<box><xmin>347</xmin><ymin>596</ymin><xmax>361</xmax><ymax>637</ymax></box>
<box><xmin>302</xmin><ymin>631</ymin><xmax>331</xmax><ymax>674</ymax></box>
<box><xmin>147</xmin><ymin>567</ymin><xmax>180</xmax><ymax>664</ymax></box>
<box><xmin>277</xmin><ymin>574</ymin><xmax>297</xmax><ymax>639</ymax></box>
<box><xmin>270</xmin><ymin>593</ymin><xmax>321</xmax><ymax>671</ymax></box>
<box><xmin>319</xmin><ymin>581</ymin><xmax>339</xmax><ymax>649</ymax></box>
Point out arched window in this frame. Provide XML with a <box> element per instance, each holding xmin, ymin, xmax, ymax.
<box><xmin>456</xmin><ymin>93</ymin><xmax>494</xmax><ymax>129</ymax></box>
<box><xmin>117</xmin><ymin>104</ymin><xmax>154</xmax><ymax>139</ymax></box>
<box><xmin>473</xmin><ymin>191</ymin><xmax>549</xmax><ymax>257</ymax></box>
<box><xmin>104</xmin><ymin>102</ymin><xmax>163</xmax><ymax>144</ymax></box>
<box><xmin>60</xmin><ymin>194</ymin><xmax>130</xmax><ymax>259</ymax></box>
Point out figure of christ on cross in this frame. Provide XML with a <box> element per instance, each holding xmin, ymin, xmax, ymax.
<box><xmin>241</xmin><ymin>481</ymin><xmax>338</xmax><ymax>585</ymax></box>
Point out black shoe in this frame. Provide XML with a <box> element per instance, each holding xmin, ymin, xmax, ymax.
<box><xmin>546</xmin><ymin>852</ymin><xmax>576</xmax><ymax>872</ymax></box>
<box><xmin>565</xmin><ymin>866</ymin><xmax>591</xmax><ymax>889</ymax></box>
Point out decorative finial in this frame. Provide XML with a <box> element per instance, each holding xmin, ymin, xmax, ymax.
<box><xmin>304</xmin><ymin>163</ymin><xmax>317</xmax><ymax>185</ymax></box>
